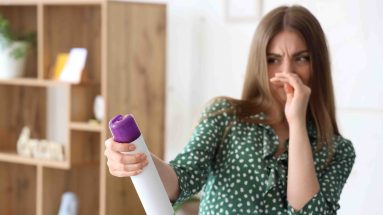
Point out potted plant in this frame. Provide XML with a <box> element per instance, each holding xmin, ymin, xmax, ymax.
<box><xmin>0</xmin><ymin>13</ymin><xmax>36</xmax><ymax>79</ymax></box>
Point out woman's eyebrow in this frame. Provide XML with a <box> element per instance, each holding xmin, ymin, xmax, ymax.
<box><xmin>267</xmin><ymin>50</ymin><xmax>309</xmax><ymax>57</ymax></box>
<box><xmin>293</xmin><ymin>50</ymin><xmax>309</xmax><ymax>56</ymax></box>
<box><xmin>266</xmin><ymin>53</ymin><xmax>281</xmax><ymax>57</ymax></box>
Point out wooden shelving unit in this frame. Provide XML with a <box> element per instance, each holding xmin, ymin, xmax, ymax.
<box><xmin>69</xmin><ymin>122</ymin><xmax>103</xmax><ymax>132</ymax></box>
<box><xmin>0</xmin><ymin>151</ymin><xmax>70</xmax><ymax>169</ymax></box>
<box><xmin>0</xmin><ymin>78</ymin><xmax>69</xmax><ymax>87</ymax></box>
<box><xmin>0</xmin><ymin>1</ymin><xmax>166</xmax><ymax>215</ymax></box>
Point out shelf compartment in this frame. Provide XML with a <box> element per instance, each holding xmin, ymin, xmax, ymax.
<box><xmin>0</xmin><ymin>5</ymin><xmax>38</xmax><ymax>78</ymax></box>
<box><xmin>0</xmin><ymin>85</ymin><xmax>70</xmax><ymax>168</ymax></box>
<box><xmin>43</xmin><ymin>5</ymin><xmax>101</xmax><ymax>82</ymax></box>
<box><xmin>0</xmin><ymin>163</ymin><xmax>37</xmax><ymax>215</ymax></box>
<box><xmin>42</xmin><ymin>166</ymin><xmax>100</xmax><ymax>215</ymax></box>
<box><xmin>70</xmin><ymin>84</ymin><xmax>101</xmax><ymax>122</ymax></box>
<box><xmin>0</xmin><ymin>85</ymin><xmax>47</xmax><ymax>149</ymax></box>
<box><xmin>69</xmin><ymin>130</ymin><xmax>100</xmax><ymax>166</ymax></box>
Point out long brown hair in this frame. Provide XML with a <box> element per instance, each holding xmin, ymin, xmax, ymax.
<box><xmin>206</xmin><ymin>5</ymin><xmax>338</xmax><ymax>164</ymax></box>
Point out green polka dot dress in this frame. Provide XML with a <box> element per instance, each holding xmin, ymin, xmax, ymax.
<box><xmin>169</xmin><ymin>98</ymin><xmax>356</xmax><ymax>215</ymax></box>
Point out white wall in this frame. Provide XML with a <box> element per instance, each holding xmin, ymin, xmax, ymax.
<box><xmin>165</xmin><ymin>0</ymin><xmax>256</xmax><ymax>161</ymax></box>
<box><xmin>164</xmin><ymin>0</ymin><xmax>383</xmax><ymax>214</ymax></box>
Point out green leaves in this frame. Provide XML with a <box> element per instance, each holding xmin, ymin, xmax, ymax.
<box><xmin>0</xmin><ymin>14</ymin><xmax>12</xmax><ymax>49</ymax></box>
<box><xmin>10</xmin><ymin>44</ymin><xmax>28</xmax><ymax>60</ymax></box>
<box><xmin>0</xmin><ymin>13</ymin><xmax>36</xmax><ymax>59</ymax></box>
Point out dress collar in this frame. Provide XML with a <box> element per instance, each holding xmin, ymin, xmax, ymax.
<box><xmin>251</xmin><ymin>112</ymin><xmax>317</xmax><ymax>160</ymax></box>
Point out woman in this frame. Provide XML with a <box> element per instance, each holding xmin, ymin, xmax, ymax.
<box><xmin>104</xmin><ymin>5</ymin><xmax>356</xmax><ymax>214</ymax></box>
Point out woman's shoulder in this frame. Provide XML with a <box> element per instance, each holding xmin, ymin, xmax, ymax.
<box><xmin>201</xmin><ymin>96</ymin><xmax>236</xmax><ymax>117</ymax></box>
<box><xmin>332</xmin><ymin>134</ymin><xmax>356</xmax><ymax>160</ymax></box>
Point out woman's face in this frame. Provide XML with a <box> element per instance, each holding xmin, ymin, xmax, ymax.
<box><xmin>267</xmin><ymin>30</ymin><xmax>311</xmax><ymax>105</ymax></box>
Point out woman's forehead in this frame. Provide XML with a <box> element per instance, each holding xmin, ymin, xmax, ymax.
<box><xmin>267</xmin><ymin>30</ymin><xmax>308</xmax><ymax>55</ymax></box>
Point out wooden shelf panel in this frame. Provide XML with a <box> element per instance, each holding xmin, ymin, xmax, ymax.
<box><xmin>43</xmin><ymin>166</ymin><xmax>100</xmax><ymax>215</ymax></box>
<box><xmin>0</xmin><ymin>0</ymin><xmax>38</xmax><ymax>5</ymax></box>
<box><xmin>70</xmin><ymin>121</ymin><xmax>103</xmax><ymax>132</ymax></box>
<box><xmin>0</xmin><ymin>163</ymin><xmax>37</xmax><ymax>215</ymax></box>
<box><xmin>0</xmin><ymin>78</ymin><xmax>70</xmax><ymax>87</ymax></box>
<box><xmin>0</xmin><ymin>151</ymin><xmax>69</xmax><ymax>169</ymax></box>
<box><xmin>42</xmin><ymin>0</ymin><xmax>104</xmax><ymax>5</ymax></box>
<box><xmin>0</xmin><ymin>0</ymin><xmax>104</xmax><ymax>5</ymax></box>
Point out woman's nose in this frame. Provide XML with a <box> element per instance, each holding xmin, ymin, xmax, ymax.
<box><xmin>281</xmin><ymin>60</ymin><xmax>293</xmax><ymax>74</ymax></box>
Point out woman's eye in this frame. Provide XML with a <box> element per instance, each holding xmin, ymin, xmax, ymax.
<box><xmin>267</xmin><ymin>58</ymin><xmax>279</xmax><ymax>64</ymax></box>
<box><xmin>296</xmin><ymin>56</ymin><xmax>310</xmax><ymax>63</ymax></box>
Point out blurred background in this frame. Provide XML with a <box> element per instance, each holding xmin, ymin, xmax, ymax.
<box><xmin>164</xmin><ymin>0</ymin><xmax>382</xmax><ymax>214</ymax></box>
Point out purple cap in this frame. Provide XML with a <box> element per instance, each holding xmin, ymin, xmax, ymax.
<box><xmin>109</xmin><ymin>114</ymin><xmax>141</xmax><ymax>143</ymax></box>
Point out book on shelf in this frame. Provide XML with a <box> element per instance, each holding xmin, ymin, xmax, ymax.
<box><xmin>52</xmin><ymin>48</ymin><xmax>88</xmax><ymax>83</ymax></box>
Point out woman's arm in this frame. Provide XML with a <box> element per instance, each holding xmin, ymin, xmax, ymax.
<box><xmin>151</xmin><ymin>153</ymin><xmax>180</xmax><ymax>201</ymax></box>
<box><xmin>271</xmin><ymin>73</ymin><xmax>320</xmax><ymax>210</ymax></box>
<box><xmin>286</xmin><ymin>124</ymin><xmax>356</xmax><ymax>215</ymax></box>
<box><xmin>287</xmin><ymin>121</ymin><xmax>320</xmax><ymax>210</ymax></box>
<box><xmin>271</xmin><ymin>72</ymin><xmax>355</xmax><ymax>214</ymax></box>
<box><xmin>105</xmin><ymin>98</ymin><xmax>232</xmax><ymax>206</ymax></box>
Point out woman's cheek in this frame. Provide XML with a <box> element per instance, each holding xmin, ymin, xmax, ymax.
<box><xmin>270</xmin><ymin>84</ymin><xmax>286</xmax><ymax>102</ymax></box>
<box><xmin>277</xmin><ymin>87</ymin><xmax>287</xmax><ymax>101</ymax></box>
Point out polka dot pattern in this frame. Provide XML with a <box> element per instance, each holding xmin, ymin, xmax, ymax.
<box><xmin>169</xmin><ymin>98</ymin><xmax>356</xmax><ymax>214</ymax></box>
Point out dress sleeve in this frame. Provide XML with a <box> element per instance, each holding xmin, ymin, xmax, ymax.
<box><xmin>168</xmin><ymin>98</ymin><xmax>233</xmax><ymax>207</ymax></box>
<box><xmin>287</xmin><ymin>137</ymin><xmax>356</xmax><ymax>215</ymax></box>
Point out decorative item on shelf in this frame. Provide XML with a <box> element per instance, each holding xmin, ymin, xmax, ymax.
<box><xmin>87</xmin><ymin>119</ymin><xmax>100</xmax><ymax>126</ymax></box>
<box><xmin>58</xmin><ymin>192</ymin><xmax>79</xmax><ymax>215</ymax></box>
<box><xmin>93</xmin><ymin>95</ymin><xmax>104</xmax><ymax>122</ymax></box>
<box><xmin>58</xmin><ymin>48</ymin><xmax>88</xmax><ymax>84</ymax></box>
<box><xmin>0</xmin><ymin>14</ymin><xmax>36</xmax><ymax>79</ymax></box>
<box><xmin>17</xmin><ymin>126</ymin><xmax>65</xmax><ymax>162</ymax></box>
<box><xmin>52</xmin><ymin>53</ymin><xmax>69</xmax><ymax>80</ymax></box>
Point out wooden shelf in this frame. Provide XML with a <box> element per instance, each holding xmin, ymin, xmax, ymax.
<box><xmin>0</xmin><ymin>2</ymin><xmax>166</xmax><ymax>215</ymax></box>
<box><xmin>0</xmin><ymin>78</ymin><xmax>70</xmax><ymax>87</ymax></box>
<box><xmin>0</xmin><ymin>0</ymin><xmax>103</xmax><ymax>5</ymax></box>
<box><xmin>0</xmin><ymin>0</ymin><xmax>38</xmax><ymax>5</ymax></box>
<box><xmin>41</xmin><ymin>0</ymin><xmax>104</xmax><ymax>5</ymax></box>
<box><xmin>70</xmin><ymin>121</ymin><xmax>103</xmax><ymax>132</ymax></box>
<box><xmin>0</xmin><ymin>151</ymin><xmax>69</xmax><ymax>169</ymax></box>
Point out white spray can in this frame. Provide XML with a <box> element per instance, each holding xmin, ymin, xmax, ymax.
<box><xmin>109</xmin><ymin>114</ymin><xmax>174</xmax><ymax>215</ymax></box>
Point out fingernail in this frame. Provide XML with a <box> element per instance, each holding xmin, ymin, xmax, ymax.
<box><xmin>129</xmin><ymin>145</ymin><xmax>135</xmax><ymax>150</ymax></box>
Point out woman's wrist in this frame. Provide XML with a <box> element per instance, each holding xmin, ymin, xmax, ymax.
<box><xmin>288</xmin><ymin>117</ymin><xmax>306</xmax><ymax>128</ymax></box>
